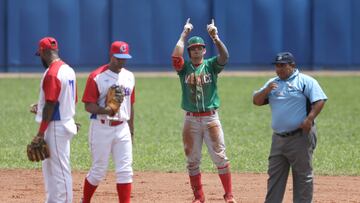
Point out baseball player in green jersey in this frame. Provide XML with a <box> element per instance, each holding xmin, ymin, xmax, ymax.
<box><xmin>172</xmin><ymin>18</ymin><xmax>236</xmax><ymax>203</ymax></box>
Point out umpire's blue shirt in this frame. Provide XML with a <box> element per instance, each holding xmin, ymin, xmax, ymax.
<box><xmin>256</xmin><ymin>69</ymin><xmax>328</xmax><ymax>133</ymax></box>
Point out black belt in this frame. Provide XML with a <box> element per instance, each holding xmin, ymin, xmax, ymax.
<box><xmin>275</xmin><ymin>128</ymin><xmax>303</xmax><ymax>137</ymax></box>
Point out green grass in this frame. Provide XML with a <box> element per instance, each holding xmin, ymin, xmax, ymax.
<box><xmin>0</xmin><ymin>75</ymin><xmax>359</xmax><ymax>175</ymax></box>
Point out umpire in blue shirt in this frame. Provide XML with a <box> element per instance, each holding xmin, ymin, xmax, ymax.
<box><xmin>253</xmin><ymin>52</ymin><xmax>327</xmax><ymax>203</ymax></box>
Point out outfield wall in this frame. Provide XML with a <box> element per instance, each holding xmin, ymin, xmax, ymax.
<box><xmin>1</xmin><ymin>0</ymin><xmax>360</xmax><ymax>72</ymax></box>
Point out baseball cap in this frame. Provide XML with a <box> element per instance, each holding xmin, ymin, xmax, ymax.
<box><xmin>272</xmin><ymin>52</ymin><xmax>295</xmax><ymax>64</ymax></box>
<box><xmin>187</xmin><ymin>36</ymin><xmax>205</xmax><ymax>49</ymax></box>
<box><xmin>110</xmin><ymin>41</ymin><xmax>132</xmax><ymax>59</ymax></box>
<box><xmin>35</xmin><ymin>37</ymin><xmax>58</xmax><ymax>56</ymax></box>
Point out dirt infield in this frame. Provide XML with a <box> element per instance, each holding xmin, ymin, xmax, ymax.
<box><xmin>1</xmin><ymin>169</ymin><xmax>359</xmax><ymax>203</ymax></box>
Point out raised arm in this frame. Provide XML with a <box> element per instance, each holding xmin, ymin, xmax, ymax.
<box><xmin>172</xmin><ymin>18</ymin><xmax>193</xmax><ymax>71</ymax></box>
<box><xmin>172</xmin><ymin>18</ymin><xmax>193</xmax><ymax>57</ymax></box>
<box><xmin>207</xmin><ymin>19</ymin><xmax>229</xmax><ymax>66</ymax></box>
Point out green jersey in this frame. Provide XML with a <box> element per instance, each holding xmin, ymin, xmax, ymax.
<box><xmin>178</xmin><ymin>56</ymin><xmax>224</xmax><ymax>112</ymax></box>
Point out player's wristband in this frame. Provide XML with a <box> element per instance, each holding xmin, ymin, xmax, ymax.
<box><xmin>38</xmin><ymin>120</ymin><xmax>50</xmax><ymax>134</ymax></box>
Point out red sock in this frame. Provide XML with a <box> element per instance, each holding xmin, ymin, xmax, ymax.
<box><xmin>82</xmin><ymin>178</ymin><xmax>98</xmax><ymax>203</ymax></box>
<box><xmin>219</xmin><ymin>173</ymin><xmax>233</xmax><ymax>195</ymax></box>
<box><xmin>116</xmin><ymin>183</ymin><xmax>132</xmax><ymax>203</ymax></box>
<box><xmin>189</xmin><ymin>174</ymin><xmax>205</xmax><ymax>201</ymax></box>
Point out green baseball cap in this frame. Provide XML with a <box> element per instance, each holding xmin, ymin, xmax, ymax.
<box><xmin>187</xmin><ymin>36</ymin><xmax>205</xmax><ymax>49</ymax></box>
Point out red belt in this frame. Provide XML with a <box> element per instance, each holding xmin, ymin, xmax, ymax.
<box><xmin>100</xmin><ymin>119</ymin><xmax>123</xmax><ymax>126</ymax></box>
<box><xmin>186</xmin><ymin>110</ymin><xmax>216</xmax><ymax>117</ymax></box>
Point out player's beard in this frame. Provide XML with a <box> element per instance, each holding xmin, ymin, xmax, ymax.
<box><xmin>116</xmin><ymin>59</ymin><xmax>126</xmax><ymax>68</ymax></box>
<box><xmin>41</xmin><ymin>58</ymin><xmax>49</xmax><ymax>69</ymax></box>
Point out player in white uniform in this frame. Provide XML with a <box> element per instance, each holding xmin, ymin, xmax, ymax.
<box><xmin>81</xmin><ymin>41</ymin><xmax>135</xmax><ymax>203</ymax></box>
<box><xmin>32</xmin><ymin>37</ymin><xmax>77</xmax><ymax>203</ymax></box>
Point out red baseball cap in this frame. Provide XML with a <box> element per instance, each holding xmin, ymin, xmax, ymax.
<box><xmin>35</xmin><ymin>37</ymin><xmax>58</xmax><ymax>56</ymax></box>
<box><xmin>110</xmin><ymin>41</ymin><xmax>132</xmax><ymax>59</ymax></box>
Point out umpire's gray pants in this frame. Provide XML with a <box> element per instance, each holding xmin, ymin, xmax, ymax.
<box><xmin>265</xmin><ymin>126</ymin><xmax>317</xmax><ymax>203</ymax></box>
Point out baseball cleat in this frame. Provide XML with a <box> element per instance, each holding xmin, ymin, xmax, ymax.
<box><xmin>224</xmin><ymin>194</ymin><xmax>237</xmax><ymax>203</ymax></box>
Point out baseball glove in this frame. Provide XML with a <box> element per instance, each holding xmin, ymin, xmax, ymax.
<box><xmin>26</xmin><ymin>136</ymin><xmax>50</xmax><ymax>162</ymax></box>
<box><xmin>106</xmin><ymin>85</ymin><xmax>125</xmax><ymax>116</ymax></box>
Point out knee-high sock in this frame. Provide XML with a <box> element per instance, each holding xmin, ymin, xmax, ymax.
<box><xmin>219</xmin><ymin>172</ymin><xmax>233</xmax><ymax>195</ymax></box>
<box><xmin>190</xmin><ymin>173</ymin><xmax>205</xmax><ymax>201</ymax></box>
<box><xmin>116</xmin><ymin>183</ymin><xmax>132</xmax><ymax>203</ymax></box>
<box><xmin>82</xmin><ymin>178</ymin><xmax>98</xmax><ymax>203</ymax></box>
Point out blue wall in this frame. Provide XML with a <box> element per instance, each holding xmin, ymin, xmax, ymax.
<box><xmin>1</xmin><ymin>0</ymin><xmax>359</xmax><ymax>72</ymax></box>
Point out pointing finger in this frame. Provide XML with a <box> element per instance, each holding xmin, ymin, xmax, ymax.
<box><xmin>186</xmin><ymin>18</ymin><xmax>190</xmax><ymax>24</ymax></box>
<box><xmin>211</xmin><ymin>18</ymin><xmax>215</xmax><ymax>25</ymax></box>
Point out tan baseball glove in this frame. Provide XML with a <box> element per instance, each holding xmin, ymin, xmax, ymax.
<box><xmin>106</xmin><ymin>85</ymin><xmax>125</xmax><ymax>116</ymax></box>
<box><xmin>27</xmin><ymin>136</ymin><xmax>50</xmax><ymax>162</ymax></box>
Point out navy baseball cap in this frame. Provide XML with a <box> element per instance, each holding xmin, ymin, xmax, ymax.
<box><xmin>272</xmin><ymin>52</ymin><xmax>295</xmax><ymax>64</ymax></box>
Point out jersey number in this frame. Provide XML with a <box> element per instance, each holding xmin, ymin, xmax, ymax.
<box><xmin>69</xmin><ymin>80</ymin><xmax>75</xmax><ymax>100</ymax></box>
